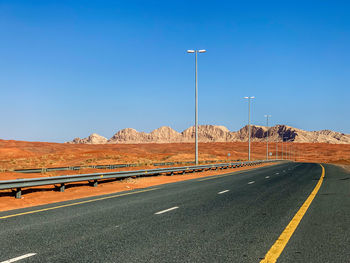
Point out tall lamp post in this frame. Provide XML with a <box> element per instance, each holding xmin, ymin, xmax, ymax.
<box><xmin>281</xmin><ymin>130</ymin><xmax>284</xmax><ymax>160</ymax></box>
<box><xmin>187</xmin><ymin>49</ymin><xmax>206</xmax><ymax>165</ymax></box>
<box><xmin>264</xmin><ymin>115</ymin><xmax>271</xmax><ymax>160</ymax></box>
<box><xmin>244</xmin><ymin>96</ymin><xmax>255</xmax><ymax>161</ymax></box>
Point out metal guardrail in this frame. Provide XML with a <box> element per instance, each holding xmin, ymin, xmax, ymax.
<box><xmin>12</xmin><ymin>164</ymin><xmax>138</xmax><ymax>174</ymax></box>
<box><xmin>10</xmin><ymin>159</ymin><xmax>242</xmax><ymax>174</ymax></box>
<box><xmin>0</xmin><ymin>160</ymin><xmax>280</xmax><ymax>198</ymax></box>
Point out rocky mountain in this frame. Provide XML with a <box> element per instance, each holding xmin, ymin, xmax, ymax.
<box><xmin>68</xmin><ymin>133</ymin><xmax>107</xmax><ymax>144</ymax></box>
<box><xmin>181</xmin><ymin>125</ymin><xmax>233</xmax><ymax>142</ymax></box>
<box><xmin>108</xmin><ymin>126</ymin><xmax>183</xmax><ymax>143</ymax></box>
<box><xmin>67</xmin><ymin>125</ymin><xmax>350</xmax><ymax>145</ymax></box>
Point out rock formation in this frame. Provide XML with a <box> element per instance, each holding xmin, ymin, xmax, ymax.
<box><xmin>67</xmin><ymin>125</ymin><xmax>350</xmax><ymax>145</ymax></box>
<box><xmin>68</xmin><ymin>133</ymin><xmax>107</xmax><ymax>144</ymax></box>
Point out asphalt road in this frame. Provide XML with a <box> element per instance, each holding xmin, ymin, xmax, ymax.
<box><xmin>0</xmin><ymin>162</ymin><xmax>349</xmax><ymax>262</ymax></box>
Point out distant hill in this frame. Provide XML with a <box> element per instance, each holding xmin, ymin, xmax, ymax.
<box><xmin>70</xmin><ymin>133</ymin><xmax>107</xmax><ymax>144</ymax></box>
<box><xmin>67</xmin><ymin>125</ymin><xmax>350</xmax><ymax>144</ymax></box>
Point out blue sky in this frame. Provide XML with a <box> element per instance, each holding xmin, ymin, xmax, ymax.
<box><xmin>0</xmin><ymin>0</ymin><xmax>349</xmax><ymax>142</ymax></box>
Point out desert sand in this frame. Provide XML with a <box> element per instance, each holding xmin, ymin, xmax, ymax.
<box><xmin>0</xmin><ymin>140</ymin><xmax>349</xmax><ymax>174</ymax></box>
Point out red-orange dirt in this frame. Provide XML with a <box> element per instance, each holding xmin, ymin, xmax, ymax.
<box><xmin>1</xmin><ymin>140</ymin><xmax>349</xmax><ymax>172</ymax></box>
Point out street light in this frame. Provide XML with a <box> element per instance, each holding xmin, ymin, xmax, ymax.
<box><xmin>281</xmin><ymin>129</ymin><xmax>284</xmax><ymax>160</ymax></box>
<box><xmin>187</xmin><ymin>49</ymin><xmax>206</xmax><ymax>165</ymax></box>
<box><xmin>264</xmin><ymin>115</ymin><xmax>271</xmax><ymax>160</ymax></box>
<box><xmin>244</xmin><ymin>96</ymin><xmax>255</xmax><ymax>160</ymax></box>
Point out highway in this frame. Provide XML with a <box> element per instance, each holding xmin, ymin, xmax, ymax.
<box><xmin>0</xmin><ymin>162</ymin><xmax>349</xmax><ymax>262</ymax></box>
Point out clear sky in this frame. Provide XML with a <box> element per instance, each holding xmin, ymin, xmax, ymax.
<box><xmin>1</xmin><ymin>0</ymin><xmax>349</xmax><ymax>142</ymax></box>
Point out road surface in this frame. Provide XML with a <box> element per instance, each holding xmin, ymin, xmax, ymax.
<box><xmin>0</xmin><ymin>162</ymin><xmax>349</xmax><ymax>262</ymax></box>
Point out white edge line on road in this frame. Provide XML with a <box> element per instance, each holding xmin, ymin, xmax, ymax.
<box><xmin>155</xmin><ymin>206</ymin><xmax>179</xmax><ymax>215</ymax></box>
<box><xmin>218</xmin><ymin>190</ymin><xmax>230</xmax><ymax>194</ymax></box>
<box><xmin>248</xmin><ymin>181</ymin><xmax>255</xmax><ymax>184</ymax></box>
<box><xmin>265</xmin><ymin>176</ymin><xmax>270</xmax><ymax>179</ymax></box>
<box><xmin>276</xmin><ymin>173</ymin><xmax>279</xmax><ymax>175</ymax></box>
<box><xmin>1</xmin><ymin>253</ymin><xmax>36</xmax><ymax>263</ymax></box>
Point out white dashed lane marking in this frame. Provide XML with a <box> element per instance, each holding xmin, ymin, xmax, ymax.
<box><xmin>155</xmin><ymin>206</ymin><xmax>179</xmax><ymax>215</ymax></box>
<box><xmin>248</xmin><ymin>181</ymin><xmax>255</xmax><ymax>184</ymax></box>
<box><xmin>218</xmin><ymin>190</ymin><xmax>230</xmax><ymax>194</ymax></box>
<box><xmin>0</xmin><ymin>253</ymin><xmax>37</xmax><ymax>263</ymax></box>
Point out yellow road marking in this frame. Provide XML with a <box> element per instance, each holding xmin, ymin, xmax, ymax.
<box><xmin>260</xmin><ymin>164</ymin><xmax>325</xmax><ymax>263</ymax></box>
<box><xmin>0</xmin><ymin>188</ymin><xmax>159</xmax><ymax>220</ymax></box>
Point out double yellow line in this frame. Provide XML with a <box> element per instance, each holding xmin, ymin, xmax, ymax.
<box><xmin>260</xmin><ymin>164</ymin><xmax>325</xmax><ymax>263</ymax></box>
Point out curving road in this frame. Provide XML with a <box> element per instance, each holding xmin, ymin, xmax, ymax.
<box><xmin>0</xmin><ymin>162</ymin><xmax>349</xmax><ymax>262</ymax></box>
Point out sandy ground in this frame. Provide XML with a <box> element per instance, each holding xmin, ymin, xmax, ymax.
<box><xmin>0</xmin><ymin>140</ymin><xmax>349</xmax><ymax>172</ymax></box>
<box><xmin>0</xmin><ymin>163</ymin><xmax>275</xmax><ymax>212</ymax></box>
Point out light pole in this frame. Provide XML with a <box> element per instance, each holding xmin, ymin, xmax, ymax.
<box><xmin>281</xmin><ymin>130</ymin><xmax>284</xmax><ymax>160</ymax></box>
<box><xmin>244</xmin><ymin>96</ymin><xmax>255</xmax><ymax>160</ymax></box>
<box><xmin>264</xmin><ymin>115</ymin><xmax>271</xmax><ymax>160</ymax></box>
<box><xmin>187</xmin><ymin>49</ymin><xmax>206</xmax><ymax>165</ymax></box>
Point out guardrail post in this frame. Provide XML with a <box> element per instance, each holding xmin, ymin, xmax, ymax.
<box><xmin>13</xmin><ymin>188</ymin><xmax>22</xmax><ymax>199</ymax></box>
<box><xmin>90</xmin><ymin>180</ymin><xmax>98</xmax><ymax>187</ymax></box>
<box><xmin>58</xmin><ymin>184</ymin><xmax>65</xmax><ymax>192</ymax></box>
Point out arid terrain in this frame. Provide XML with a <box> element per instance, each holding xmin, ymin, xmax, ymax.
<box><xmin>1</xmin><ymin>139</ymin><xmax>349</xmax><ymax>174</ymax></box>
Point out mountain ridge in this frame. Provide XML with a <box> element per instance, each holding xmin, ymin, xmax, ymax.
<box><xmin>67</xmin><ymin>125</ymin><xmax>350</xmax><ymax>145</ymax></box>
